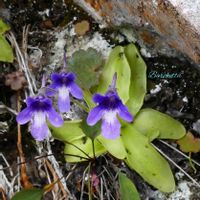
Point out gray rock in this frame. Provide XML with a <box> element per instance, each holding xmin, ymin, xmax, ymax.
<box><xmin>74</xmin><ymin>0</ymin><xmax>200</xmax><ymax>65</ymax></box>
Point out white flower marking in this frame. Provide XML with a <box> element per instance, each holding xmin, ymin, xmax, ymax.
<box><xmin>33</xmin><ymin>111</ymin><xmax>46</xmax><ymax>128</ymax></box>
<box><xmin>58</xmin><ymin>86</ymin><xmax>69</xmax><ymax>100</ymax></box>
<box><xmin>103</xmin><ymin>110</ymin><xmax>117</xmax><ymax>124</ymax></box>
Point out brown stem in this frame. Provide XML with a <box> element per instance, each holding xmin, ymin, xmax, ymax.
<box><xmin>0</xmin><ymin>188</ymin><xmax>7</xmax><ymax>200</ymax></box>
<box><xmin>17</xmin><ymin>90</ymin><xmax>32</xmax><ymax>188</ymax></box>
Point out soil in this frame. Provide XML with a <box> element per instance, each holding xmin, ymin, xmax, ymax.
<box><xmin>0</xmin><ymin>0</ymin><xmax>200</xmax><ymax>200</ymax></box>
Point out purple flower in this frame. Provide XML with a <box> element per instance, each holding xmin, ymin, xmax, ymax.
<box><xmin>87</xmin><ymin>73</ymin><xmax>133</xmax><ymax>139</ymax></box>
<box><xmin>48</xmin><ymin>72</ymin><xmax>83</xmax><ymax>113</ymax></box>
<box><xmin>16</xmin><ymin>95</ymin><xmax>64</xmax><ymax>141</ymax></box>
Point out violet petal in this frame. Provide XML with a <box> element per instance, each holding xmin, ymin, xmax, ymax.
<box><xmin>26</xmin><ymin>97</ymin><xmax>35</xmax><ymax>106</ymax></box>
<box><xmin>47</xmin><ymin>108</ymin><xmax>64</xmax><ymax>127</ymax></box>
<box><xmin>51</xmin><ymin>73</ymin><xmax>61</xmax><ymax>83</ymax></box>
<box><xmin>46</xmin><ymin>83</ymin><xmax>58</xmax><ymax>96</ymax></box>
<box><xmin>16</xmin><ymin>107</ymin><xmax>32</xmax><ymax>125</ymax></box>
<box><xmin>92</xmin><ymin>93</ymin><xmax>105</xmax><ymax>104</ymax></box>
<box><xmin>118</xmin><ymin>104</ymin><xmax>133</xmax><ymax>122</ymax></box>
<box><xmin>87</xmin><ymin>106</ymin><xmax>104</xmax><ymax>126</ymax></box>
<box><xmin>66</xmin><ymin>72</ymin><xmax>76</xmax><ymax>82</ymax></box>
<box><xmin>69</xmin><ymin>82</ymin><xmax>83</xmax><ymax>99</ymax></box>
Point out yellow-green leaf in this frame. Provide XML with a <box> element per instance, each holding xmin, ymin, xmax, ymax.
<box><xmin>0</xmin><ymin>19</ymin><xmax>10</xmax><ymax>34</ymax></box>
<box><xmin>0</xmin><ymin>34</ymin><xmax>14</xmax><ymax>62</ymax></box>
<box><xmin>83</xmin><ymin>89</ymin><xmax>95</xmax><ymax>109</ymax></box>
<box><xmin>133</xmin><ymin>108</ymin><xmax>186</xmax><ymax>140</ymax></box>
<box><xmin>97</xmin><ymin>46</ymin><xmax>131</xmax><ymax>103</ymax></box>
<box><xmin>119</xmin><ymin>172</ymin><xmax>141</xmax><ymax>200</ymax></box>
<box><xmin>124</xmin><ymin>44</ymin><xmax>146</xmax><ymax>115</ymax></box>
<box><xmin>97</xmin><ymin>134</ymin><xmax>127</xmax><ymax>159</ymax></box>
<box><xmin>11</xmin><ymin>188</ymin><xmax>43</xmax><ymax>200</ymax></box>
<box><xmin>121</xmin><ymin>124</ymin><xmax>175</xmax><ymax>193</ymax></box>
<box><xmin>49</xmin><ymin>120</ymin><xmax>84</xmax><ymax>142</ymax></box>
<box><xmin>148</xmin><ymin>130</ymin><xmax>160</xmax><ymax>142</ymax></box>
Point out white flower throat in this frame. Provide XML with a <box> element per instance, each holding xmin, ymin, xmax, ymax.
<box><xmin>33</xmin><ymin>111</ymin><xmax>46</xmax><ymax>127</ymax></box>
<box><xmin>103</xmin><ymin>110</ymin><xmax>117</xmax><ymax>124</ymax></box>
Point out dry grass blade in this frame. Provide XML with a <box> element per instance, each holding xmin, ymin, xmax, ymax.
<box><xmin>80</xmin><ymin>165</ymin><xmax>89</xmax><ymax>200</ymax></box>
<box><xmin>159</xmin><ymin>140</ymin><xmax>200</xmax><ymax>167</ymax></box>
<box><xmin>102</xmin><ymin>174</ymin><xmax>110</xmax><ymax>200</ymax></box>
<box><xmin>45</xmin><ymin>141</ymin><xmax>71</xmax><ymax>198</ymax></box>
<box><xmin>102</xmin><ymin>166</ymin><xmax>115</xmax><ymax>181</ymax></box>
<box><xmin>45</xmin><ymin>159</ymin><xmax>68</xmax><ymax>199</ymax></box>
<box><xmin>0</xmin><ymin>103</ymin><xmax>17</xmax><ymax>115</ymax></box>
<box><xmin>100</xmin><ymin>177</ymin><xmax>103</xmax><ymax>200</ymax></box>
<box><xmin>0</xmin><ymin>160</ymin><xmax>18</xmax><ymax>198</ymax></box>
<box><xmin>43</xmin><ymin>159</ymin><xmax>56</xmax><ymax>199</ymax></box>
<box><xmin>0</xmin><ymin>153</ymin><xmax>13</xmax><ymax>177</ymax></box>
<box><xmin>6</xmin><ymin>28</ymin><xmax>36</xmax><ymax>95</ymax></box>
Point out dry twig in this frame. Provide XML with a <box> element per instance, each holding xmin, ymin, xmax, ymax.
<box><xmin>0</xmin><ymin>187</ymin><xmax>7</xmax><ymax>200</ymax></box>
<box><xmin>45</xmin><ymin>159</ymin><xmax>68</xmax><ymax>199</ymax></box>
<box><xmin>16</xmin><ymin>91</ymin><xmax>32</xmax><ymax>189</ymax></box>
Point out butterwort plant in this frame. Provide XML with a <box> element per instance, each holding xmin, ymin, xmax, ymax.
<box><xmin>17</xmin><ymin>45</ymin><xmax>187</xmax><ymax>195</ymax></box>
<box><xmin>87</xmin><ymin>73</ymin><xmax>133</xmax><ymax>139</ymax></box>
<box><xmin>49</xmin><ymin>44</ymin><xmax>186</xmax><ymax>194</ymax></box>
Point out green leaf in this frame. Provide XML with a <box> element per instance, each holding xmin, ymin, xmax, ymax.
<box><xmin>11</xmin><ymin>188</ymin><xmax>43</xmax><ymax>200</ymax></box>
<box><xmin>68</xmin><ymin>48</ymin><xmax>103</xmax><ymax>89</ymax></box>
<box><xmin>64</xmin><ymin>137</ymin><xmax>106</xmax><ymax>162</ymax></box>
<box><xmin>0</xmin><ymin>34</ymin><xmax>14</xmax><ymax>62</ymax></box>
<box><xmin>0</xmin><ymin>19</ymin><xmax>14</xmax><ymax>63</ymax></box>
<box><xmin>177</xmin><ymin>132</ymin><xmax>200</xmax><ymax>153</ymax></box>
<box><xmin>119</xmin><ymin>172</ymin><xmax>141</xmax><ymax>200</ymax></box>
<box><xmin>133</xmin><ymin>108</ymin><xmax>186</xmax><ymax>140</ymax></box>
<box><xmin>0</xmin><ymin>19</ymin><xmax>10</xmax><ymax>34</ymax></box>
<box><xmin>97</xmin><ymin>134</ymin><xmax>127</xmax><ymax>159</ymax></box>
<box><xmin>97</xmin><ymin>46</ymin><xmax>131</xmax><ymax>103</ymax></box>
<box><xmin>121</xmin><ymin>124</ymin><xmax>175</xmax><ymax>193</ymax></box>
<box><xmin>49</xmin><ymin>120</ymin><xmax>85</xmax><ymax>142</ymax></box>
<box><xmin>124</xmin><ymin>44</ymin><xmax>147</xmax><ymax>115</ymax></box>
<box><xmin>146</xmin><ymin>130</ymin><xmax>160</xmax><ymax>142</ymax></box>
<box><xmin>80</xmin><ymin>119</ymin><xmax>101</xmax><ymax>140</ymax></box>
